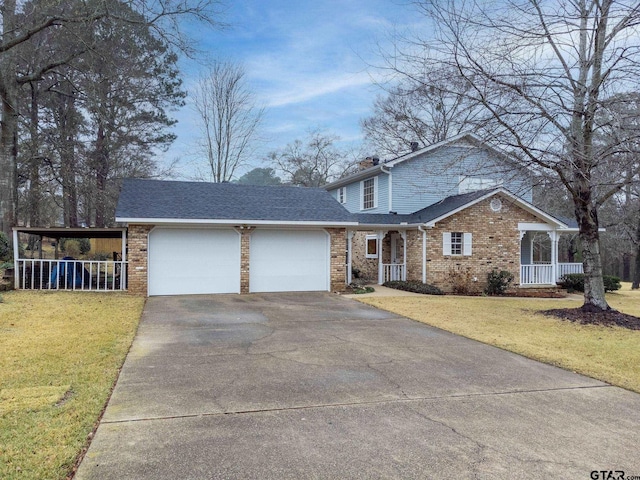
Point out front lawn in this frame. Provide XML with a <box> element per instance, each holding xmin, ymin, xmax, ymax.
<box><xmin>357</xmin><ymin>285</ymin><xmax>640</xmax><ymax>393</ymax></box>
<box><xmin>0</xmin><ymin>291</ymin><xmax>144</xmax><ymax>480</ymax></box>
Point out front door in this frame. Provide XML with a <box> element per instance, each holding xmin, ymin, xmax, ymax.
<box><xmin>391</xmin><ymin>234</ymin><xmax>402</xmax><ymax>264</ymax></box>
<box><xmin>389</xmin><ymin>234</ymin><xmax>403</xmax><ymax>281</ymax></box>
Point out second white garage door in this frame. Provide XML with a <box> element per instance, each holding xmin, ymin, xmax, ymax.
<box><xmin>250</xmin><ymin>229</ymin><xmax>330</xmax><ymax>293</ymax></box>
<box><xmin>148</xmin><ymin>228</ymin><xmax>241</xmax><ymax>296</ymax></box>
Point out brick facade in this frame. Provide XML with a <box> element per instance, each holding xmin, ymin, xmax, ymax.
<box><xmin>326</xmin><ymin>228</ymin><xmax>347</xmax><ymax>293</ymax></box>
<box><xmin>126</xmin><ymin>224</ymin><xmax>153</xmax><ymax>295</ymax></box>
<box><xmin>126</xmin><ymin>224</ymin><xmax>346</xmax><ymax>296</ymax></box>
<box><xmin>349</xmin><ymin>194</ymin><xmax>542</xmax><ymax>292</ymax></box>
<box><xmin>240</xmin><ymin>229</ymin><xmax>251</xmax><ymax>294</ymax></box>
<box><xmin>425</xmin><ymin>194</ymin><xmax>538</xmax><ymax>292</ymax></box>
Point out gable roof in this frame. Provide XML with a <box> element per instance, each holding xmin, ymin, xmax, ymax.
<box><xmin>356</xmin><ymin>188</ymin><xmax>569</xmax><ymax>229</ymax></box>
<box><xmin>325</xmin><ymin>132</ymin><xmax>514</xmax><ymax>190</ymax></box>
<box><xmin>115</xmin><ymin>179</ymin><xmax>357</xmax><ymax>226</ymax></box>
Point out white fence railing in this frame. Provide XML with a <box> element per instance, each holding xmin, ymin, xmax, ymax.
<box><xmin>558</xmin><ymin>263</ymin><xmax>583</xmax><ymax>278</ymax></box>
<box><xmin>520</xmin><ymin>263</ymin><xmax>584</xmax><ymax>285</ymax></box>
<box><xmin>382</xmin><ymin>263</ymin><xmax>405</xmax><ymax>282</ymax></box>
<box><xmin>16</xmin><ymin>259</ymin><xmax>127</xmax><ymax>291</ymax></box>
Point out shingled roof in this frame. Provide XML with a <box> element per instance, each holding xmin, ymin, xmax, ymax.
<box><xmin>115</xmin><ymin>179</ymin><xmax>357</xmax><ymax>224</ymax></box>
<box><xmin>116</xmin><ymin>179</ymin><xmax>568</xmax><ymax>230</ymax></box>
<box><xmin>355</xmin><ymin>189</ymin><xmax>501</xmax><ymax>226</ymax></box>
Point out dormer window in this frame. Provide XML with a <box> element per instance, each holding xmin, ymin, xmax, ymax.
<box><xmin>360</xmin><ymin>177</ymin><xmax>377</xmax><ymax>210</ymax></box>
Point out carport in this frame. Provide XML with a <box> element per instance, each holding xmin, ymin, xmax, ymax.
<box><xmin>12</xmin><ymin>226</ymin><xmax>127</xmax><ymax>291</ymax></box>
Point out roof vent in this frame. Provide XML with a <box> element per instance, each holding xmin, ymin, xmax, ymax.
<box><xmin>372</xmin><ymin>157</ymin><xmax>380</xmax><ymax>166</ymax></box>
<box><xmin>410</xmin><ymin>141</ymin><xmax>419</xmax><ymax>152</ymax></box>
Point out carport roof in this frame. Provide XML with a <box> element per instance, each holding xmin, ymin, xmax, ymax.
<box><xmin>115</xmin><ymin>179</ymin><xmax>358</xmax><ymax>225</ymax></box>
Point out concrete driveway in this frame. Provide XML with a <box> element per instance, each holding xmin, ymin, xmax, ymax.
<box><xmin>76</xmin><ymin>293</ymin><xmax>640</xmax><ymax>479</ymax></box>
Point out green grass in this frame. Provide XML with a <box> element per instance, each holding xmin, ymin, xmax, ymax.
<box><xmin>357</xmin><ymin>284</ymin><xmax>640</xmax><ymax>393</ymax></box>
<box><xmin>0</xmin><ymin>291</ymin><xmax>144</xmax><ymax>480</ymax></box>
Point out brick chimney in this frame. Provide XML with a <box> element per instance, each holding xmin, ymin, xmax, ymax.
<box><xmin>358</xmin><ymin>156</ymin><xmax>375</xmax><ymax>170</ymax></box>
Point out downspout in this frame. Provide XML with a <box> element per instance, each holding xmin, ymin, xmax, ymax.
<box><xmin>380</xmin><ymin>165</ymin><xmax>392</xmax><ymax>213</ymax></box>
<box><xmin>418</xmin><ymin>225</ymin><xmax>428</xmax><ymax>284</ymax></box>
<box><xmin>346</xmin><ymin>230</ymin><xmax>354</xmax><ymax>285</ymax></box>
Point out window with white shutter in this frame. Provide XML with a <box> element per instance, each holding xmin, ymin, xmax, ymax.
<box><xmin>443</xmin><ymin>232</ymin><xmax>472</xmax><ymax>256</ymax></box>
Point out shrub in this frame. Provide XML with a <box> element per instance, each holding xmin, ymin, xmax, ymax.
<box><xmin>447</xmin><ymin>265</ymin><xmax>477</xmax><ymax>294</ymax></box>
<box><xmin>60</xmin><ymin>237</ymin><xmax>91</xmax><ymax>256</ymax></box>
<box><xmin>349</xmin><ymin>284</ymin><xmax>375</xmax><ymax>294</ymax></box>
<box><xmin>0</xmin><ymin>232</ymin><xmax>10</xmax><ymax>262</ymax></box>
<box><xmin>604</xmin><ymin>275</ymin><xmax>622</xmax><ymax>292</ymax></box>
<box><xmin>485</xmin><ymin>269</ymin><xmax>514</xmax><ymax>296</ymax></box>
<box><xmin>560</xmin><ymin>273</ymin><xmax>621</xmax><ymax>293</ymax></box>
<box><xmin>78</xmin><ymin>238</ymin><xmax>91</xmax><ymax>255</ymax></box>
<box><xmin>383</xmin><ymin>280</ymin><xmax>444</xmax><ymax>295</ymax></box>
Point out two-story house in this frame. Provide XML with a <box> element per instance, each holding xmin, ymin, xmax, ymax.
<box><xmin>19</xmin><ymin>133</ymin><xmax>582</xmax><ymax>297</ymax></box>
<box><xmin>325</xmin><ymin>133</ymin><xmax>583</xmax><ymax>292</ymax></box>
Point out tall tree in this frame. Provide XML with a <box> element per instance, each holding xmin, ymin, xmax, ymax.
<box><xmin>193</xmin><ymin>62</ymin><xmax>264</xmax><ymax>183</ymax></box>
<box><xmin>0</xmin><ymin>0</ymin><xmax>223</xmax><ymax>235</ymax></box>
<box><xmin>79</xmin><ymin>1</ymin><xmax>185</xmax><ymax>226</ymax></box>
<box><xmin>386</xmin><ymin>0</ymin><xmax>640</xmax><ymax>311</ymax></box>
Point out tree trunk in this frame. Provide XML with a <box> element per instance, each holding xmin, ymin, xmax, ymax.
<box><xmin>0</xmin><ymin>0</ymin><xmax>18</xmax><ymax>237</ymax></box>
<box><xmin>27</xmin><ymin>83</ymin><xmax>42</xmax><ymax>228</ymax></box>
<box><xmin>58</xmin><ymin>86</ymin><xmax>79</xmax><ymax>227</ymax></box>
<box><xmin>633</xmin><ymin>207</ymin><xmax>640</xmax><ymax>290</ymax></box>
<box><xmin>94</xmin><ymin>123</ymin><xmax>109</xmax><ymax>227</ymax></box>
<box><xmin>575</xmin><ymin>198</ymin><xmax>610</xmax><ymax>311</ymax></box>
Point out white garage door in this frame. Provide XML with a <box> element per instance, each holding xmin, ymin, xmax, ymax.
<box><xmin>148</xmin><ymin>228</ymin><xmax>240</xmax><ymax>296</ymax></box>
<box><xmin>250</xmin><ymin>229</ymin><xmax>330</xmax><ymax>293</ymax></box>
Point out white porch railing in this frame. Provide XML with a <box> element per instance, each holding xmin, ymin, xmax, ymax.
<box><xmin>16</xmin><ymin>259</ymin><xmax>127</xmax><ymax>291</ymax></box>
<box><xmin>558</xmin><ymin>263</ymin><xmax>583</xmax><ymax>278</ymax></box>
<box><xmin>520</xmin><ymin>263</ymin><xmax>584</xmax><ymax>285</ymax></box>
<box><xmin>382</xmin><ymin>263</ymin><xmax>405</xmax><ymax>282</ymax></box>
<box><xmin>521</xmin><ymin>264</ymin><xmax>554</xmax><ymax>285</ymax></box>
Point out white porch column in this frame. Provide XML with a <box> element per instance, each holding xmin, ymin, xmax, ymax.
<box><xmin>121</xmin><ymin>229</ymin><xmax>128</xmax><ymax>290</ymax></box>
<box><xmin>518</xmin><ymin>230</ymin><xmax>527</xmax><ymax>284</ymax></box>
<box><xmin>13</xmin><ymin>228</ymin><xmax>19</xmax><ymax>289</ymax></box>
<box><xmin>377</xmin><ymin>230</ymin><xmax>384</xmax><ymax>284</ymax></box>
<box><xmin>346</xmin><ymin>230</ymin><xmax>355</xmax><ymax>284</ymax></box>
<box><xmin>400</xmin><ymin>230</ymin><xmax>407</xmax><ymax>281</ymax></box>
<box><xmin>548</xmin><ymin>231</ymin><xmax>559</xmax><ymax>283</ymax></box>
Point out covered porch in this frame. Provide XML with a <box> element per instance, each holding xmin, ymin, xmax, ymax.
<box><xmin>12</xmin><ymin>227</ymin><xmax>128</xmax><ymax>292</ymax></box>
<box><xmin>346</xmin><ymin>228</ymin><xmax>414</xmax><ymax>285</ymax></box>
<box><xmin>519</xmin><ymin>224</ymin><xmax>583</xmax><ymax>286</ymax></box>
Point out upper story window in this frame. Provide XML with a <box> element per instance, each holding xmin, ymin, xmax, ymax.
<box><xmin>360</xmin><ymin>177</ymin><xmax>377</xmax><ymax>210</ymax></box>
<box><xmin>459</xmin><ymin>176</ymin><xmax>502</xmax><ymax>194</ymax></box>
<box><xmin>338</xmin><ymin>187</ymin><xmax>347</xmax><ymax>204</ymax></box>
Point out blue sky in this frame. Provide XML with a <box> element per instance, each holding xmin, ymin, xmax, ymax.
<box><xmin>164</xmin><ymin>0</ymin><xmax>426</xmax><ymax>179</ymax></box>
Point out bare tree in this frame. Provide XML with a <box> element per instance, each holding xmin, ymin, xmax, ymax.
<box><xmin>192</xmin><ymin>62</ymin><xmax>264</xmax><ymax>182</ymax></box>
<box><xmin>268</xmin><ymin>130</ymin><xmax>357</xmax><ymax>187</ymax></box>
<box><xmin>385</xmin><ymin>0</ymin><xmax>640</xmax><ymax>311</ymax></box>
<box><xmin>362</xmin><ymin>71</ymin><xmax>483</xmax><ymax>157</ymax></box>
